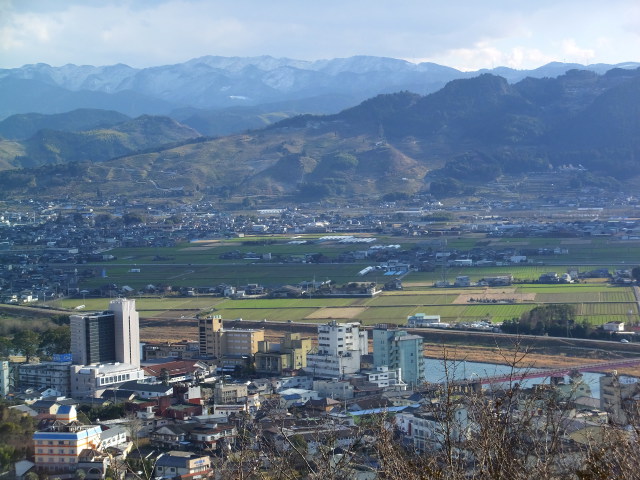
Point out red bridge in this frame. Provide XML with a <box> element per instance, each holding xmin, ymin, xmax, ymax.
<box><xmin>464</xmin><ymin>357</ymin><xmax>640</xmax><ymax>386</ymax></box>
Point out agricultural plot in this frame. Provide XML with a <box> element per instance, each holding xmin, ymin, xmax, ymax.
<box><xmin>548</xmin><ymin>244</ymin><xmax>640</xmax><ymax>263</ymax></box>
<box><xmin>221</xmin><ymin>298</ymin><xmax>357</xmax><ymax>309</ymax></box>
<box><xmin>577</xmin><ymin>302</ymin><xmax>638</xmax><ymax>316</ymax></box>
<box><xmin>60</xmin><ymin>233</ymin><xmax>640</xmax><ymax>334</ymax></box>
<box><xmin>459</xmin><ymin>304</ymin><xmax>536</xmax><ymax>321</ymax></box>
<box><xmin>404</xmin><ymin>266</ymin><xmax>568</xmax><ymax>283</ymax></box>
<box><xmin>354</xmin><ymin>306</ymin><xmax>422</xmax><ymax>324</ymax></box>
<box><xmin>211</xmin><ymin>307</ymin><xmax>317</xmax><ymax>322</ymax></box>
<box><xmin>105</xmin><ymin>234</ymin><xmax>411</xmax><ymax>265</ymax></box>
<box><xmin>364</xmin><ymin>294</ymin><xmax>456</xmax><ymax>306</ymax></box>
<box><xmin>59</xmin><ymin>298</ymin><xmax>111</xmax><ymax>311</ymax></box>
<box><xmin>516</xmin><ymin>285</ymin><xmax>615</xmax><ymax>294</ymax></box>
<box><xmin>59</xmin><ymin>296</ymin><xmax>225</xmax><ymax>313</ymax></box>
<box><xmin>534</xmin><ymin>292</ymin><xmax>613</xmax><ymax>303</ymax></box>
<box><xmin>306</xmin><ymin>307</ymin><xmax>367</xmax><ymax>319</ymax></box>
<box><xmin>601</xmin><ymin>291</ymin><xmax>637</xmax><ymax>302</ymax></box>
<box><xmin>80</xmin><ymin>263</ymin><xmax>366</xmax><ymax>290</ymax></box>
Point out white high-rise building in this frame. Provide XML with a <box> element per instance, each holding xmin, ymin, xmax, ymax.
<box><xmin>306</xmin><ymin>321</ymin><xmax>368</xmax><ymax>379</ymax></box>
<box><xmin>110</xmin><ymin>298</ymin><xmax>140</xmax><ymax>368</ymax></box>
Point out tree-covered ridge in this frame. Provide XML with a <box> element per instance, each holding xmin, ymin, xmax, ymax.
<box><xmin>1</xmin><ymin>67</ymin><xmax>640</xmax><ymax>202</ymax></box>
<box><xmin>0</xmin><ymin>114</ymin><xmax>200</xmax><ymax>169</ymax></box>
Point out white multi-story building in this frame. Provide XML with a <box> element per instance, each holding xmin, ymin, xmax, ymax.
<box><xmin>373</xmin><ymin>324</ymin><xmax>425</xmax><ymax>387</ymax></box>
<box><xmin>70</xmin><ymin>362</ymin><xmax>144</xmax><ymax>399</ymax></box>
<box><xmin>395</xmin><ymin>406</ymin><xmax>469</xmax><ymax>452</ymax></box>
<box><xmin>313</xmin><ymin>378</ymin><xmax>355</xmax><ymax>400</ymax></box>
<box><xmin>17</xmin><ymin>361</ymin><xmax>72</xmax><ymax>396</ymax></box>
<box><xmin>306</xmin><ymin>321</ymin><xmax>368</xmax><ymax>379</ymax></box>
<box><xmin>352</xmin><ymin>365</ymin><xmax>407</xmax><ymax>390</ymax></box>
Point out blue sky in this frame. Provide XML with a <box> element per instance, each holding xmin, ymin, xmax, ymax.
<box><xmin>1</xmin><ymin>0</ymin><xmax>639</xmax><ymax>70</ymax></box>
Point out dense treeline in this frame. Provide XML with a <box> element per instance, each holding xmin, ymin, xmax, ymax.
<box><xmin>500</xmin><ymin>304</ymin><xmax>619</xmax><ymax>340</ymax></box>
<box><xmin>0</xmin><ymin>403</ymin><xmax>35</xmax><ymax>473</ymax></box>
<box><xmin>0</xmin><ymin>315</ymin><xmax>70</xmax><ymax>361</ymax></box>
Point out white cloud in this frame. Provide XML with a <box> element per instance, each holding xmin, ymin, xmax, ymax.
<box><xmin>561</xmin><ymin>39</ymin><xmax>596</xmax><ymax>64</ymax></box>
<box><xmin>0</xmin><ymin>0</ymin><xmax>638</xmax><ymax>70</ymax></box>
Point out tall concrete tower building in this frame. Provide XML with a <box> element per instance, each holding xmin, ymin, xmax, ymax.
<box><xmin>110</xmin><ymin>298</ymin><xmax>140</xmax><ymax>368</ymax></box>
<box><xmin>70</xmin><ymin>311</ymin><xmax>116</xmax><ymax>366</ymax></box>
<box><xmin>70</xmin><ymin>298</ymin><xmax>140</xmax><ymax>368</ymax></box>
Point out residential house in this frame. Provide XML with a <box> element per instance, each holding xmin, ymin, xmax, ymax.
<box><xmin>154</xmin><ymin>451</ymin><xmax>212</xmax><ymax>479</ymax></box>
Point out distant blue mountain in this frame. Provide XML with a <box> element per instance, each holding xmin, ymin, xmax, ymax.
<box><xmin>1</xmin><ymin>56</ymin><xmax>638</xmax><ymax>136</ymax></box>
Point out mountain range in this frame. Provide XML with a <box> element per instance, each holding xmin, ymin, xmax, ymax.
<box><xmin>1</xmin><ymin>55</ymin><xmax>638</xmax><ymax>136</ymax></box>
<box><xmin>1</xmin><ymin>65</ymin><xmax>639</xmax><ymax>204</ymax></box>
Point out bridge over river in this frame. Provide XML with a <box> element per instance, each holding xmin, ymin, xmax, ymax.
<box><xmin>458</xmin><ymin>356</ymin><xmax>640</xmax><ymax>387</ymax></box>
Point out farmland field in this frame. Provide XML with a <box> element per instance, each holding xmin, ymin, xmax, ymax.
<box><xmin>45</xmin><ymin>232</ymin><xmax>640</xmax><ymax>335</ymax></box>
<box><xmin>210</xmin><ymin>307</ymin><xmax>318</xmax><ymax>322</ymax></box>
<box><xmin>364</xmin><ymin>294</ymin><xmax>456</xmax><ymax>306</ymax></box>
<box><xmin>79</xmin><ymin>262</ymin><xmax>366</xmax><ymax>290</ymax></box>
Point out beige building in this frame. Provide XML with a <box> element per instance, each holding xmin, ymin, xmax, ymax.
<box><xmin>198</xmin><ymin>315</ymin><xmax>264</xmax><ymax>358</ymax></box>
<box><xmin>213</xmin><ymin>382</ymin><xmax>248</xmax><ymax>404</ymax></box>
<box><xmin>255</xmin><ymin>332</ymin><xmax>312</xmax><ymax>375</ymax></box>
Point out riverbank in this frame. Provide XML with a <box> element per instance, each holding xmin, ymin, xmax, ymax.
<box><xmin>423</xmin><ymin>343</ymin><xmax>640</xmax><ymax>376</ymax></box>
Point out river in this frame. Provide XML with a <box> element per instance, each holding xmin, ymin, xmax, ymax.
<box><xmin>424</xmin><ymin>357</ymin><xmax>603</xmax><ymax>398</ymax></box>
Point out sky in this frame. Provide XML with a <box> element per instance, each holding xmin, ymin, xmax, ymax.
<box><xmin>1</xmin><ymin>0</ymin><xmax>639</xmax><ymax>71</ymax></box>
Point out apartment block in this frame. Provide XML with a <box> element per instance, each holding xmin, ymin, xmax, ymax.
<box><xmin>33</xmin><ymin>405</ymin><xmax>102</xmax><ymax>475</ymax></box>
<box><xmin>255</xmin><ymin>332</ymin><xmax>312</xmax><ymax>375</ymax></box>
<box><xmin>306</xmin><ymin>321</ymin><xmax>368</xmax><ymax>379</ymax></box>
<box><xmin>373</xmin><ymin>324</ymin><xmax>425</xmax><ymax>387</ymax></box>
<box><xmin>198</xmin><ymin>315</ymin><xmax>264</xmax><ymax>358</ymax></box>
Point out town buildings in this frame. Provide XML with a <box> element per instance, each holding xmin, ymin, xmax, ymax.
<box><xmin>600</xmin><ymin>371</ymin><xmax>640</xmax><ymax>425</ymax></box>
<box><xmin>0</xmin><ymin>360</ymin><xmax>10</xmax><ymax>396</ymax></box>
<box><xmin>255</xmin><ymin>332</ymin><xmax>312</xmax><ymax>375</ymax></box>
<box><xmin>70</xmin><ymin>310</ymin><xmax>117</xmax><ymax>366</ymax></box>
<box><xmin>17</xmin><ymin>360</ymin><xmax>72</xmax><ymax>396</ymax></box>
<box><xmin>110</xmin><ymin>297</ymin><xmax>141</xmax><ymax>368</ymax></box>
<box><xmin>70</xmin><ymin>298</ymin><xmax>140</xmax><ymax>368</ymax></box>
<box><xmin>306</xmin><ymin>321</ymin><xmax>368</xmax><ymax>379</ymax></box>
<box><xmin>372</xmin><ymin>324</ymin><xmax>425</xmax><ymax>387</ymax></box>
<box><xmin>198</xmin><ymin>315</ymin><xmax>264</xmax><ymax>361</ymax></box>
<box><xmin>32</xmin><ymin>405</ymin><xmax>103</xmax><ymax>476</ymax></box>
<box><xmin>70</xmin><ymin>362</ymin><xmax>145</xmax><ymax>399</ymax></box>
<box><xmin>154</xmin><ymin>451</ymin><xmax>212</xmax><ymax>479</ymax></box>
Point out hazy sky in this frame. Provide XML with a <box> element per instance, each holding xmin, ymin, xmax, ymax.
<box><xmin>1</xmin><ymin>0</ymin><xmax>639</xmax><ymax>71</ymax></box>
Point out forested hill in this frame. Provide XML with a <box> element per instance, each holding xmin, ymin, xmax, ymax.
<box><xmin>1</xmin><ymin>67</ymin><xmax>639</xmax><ymax>203</ymax></box>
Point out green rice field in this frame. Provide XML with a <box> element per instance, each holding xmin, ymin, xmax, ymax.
<box><xmin>49</xmin><ymin>233</ymin><xmax>640</xmax><ymax>330</ymax></box>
